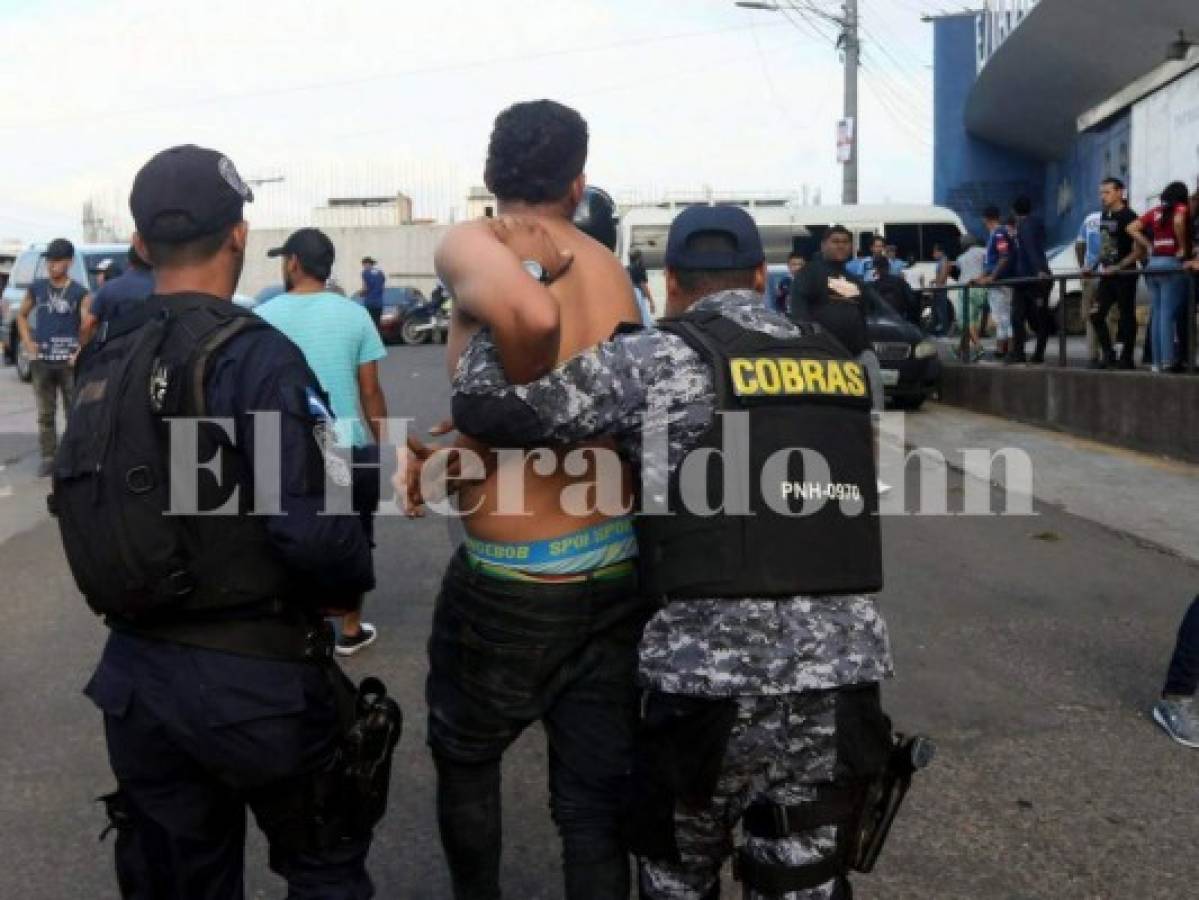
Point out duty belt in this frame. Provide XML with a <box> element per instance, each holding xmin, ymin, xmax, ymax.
<box><xmin>108</xmin><ymin>609</ymin><xmax>335</xmax><ymax>662</ymax></box>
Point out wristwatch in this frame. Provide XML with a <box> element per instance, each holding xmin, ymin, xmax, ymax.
<box><xmin>522</xmin><ymin>259</ymin><xmax>552</xmax><ymax>284</ymax></box>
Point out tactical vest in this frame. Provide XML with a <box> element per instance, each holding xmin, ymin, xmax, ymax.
<box><xmin>53</xmin><ymin>293</ymin><xmax>302</xmax><ymax>623</ymax></box>
<box><xmin>635</xmin><ymin>307</ymin><xmax>883</xmax><ymax>600</ymax></box>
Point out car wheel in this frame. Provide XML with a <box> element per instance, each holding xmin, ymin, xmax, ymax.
<box><xmin>15</xmin><ymin>340</ymin><xmax>32</xmax><ymax>382</ymax></box>
<box><xmin>401</xmin><ymin>320</ymin><xmax>430</xmax><ymax>345</ymax></box>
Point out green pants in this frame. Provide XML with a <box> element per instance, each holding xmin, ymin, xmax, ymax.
<box><xmin>31</xmin><ymin>361</ymin><xmax>74</xmax><ymax>462</ymax></box>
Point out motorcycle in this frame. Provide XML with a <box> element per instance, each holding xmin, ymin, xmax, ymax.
<box><xmin>400</xmin><ymin>288</ymin><xmax>450</xmax><ymax>345</ymax></box>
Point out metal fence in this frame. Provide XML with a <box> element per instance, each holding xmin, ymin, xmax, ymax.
<box><xmin>917</xmin><ymin>267</ymin><xmax>1198</xmax><ymax>373</ymax></box>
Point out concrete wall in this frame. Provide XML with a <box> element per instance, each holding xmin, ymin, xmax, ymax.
<box><xmin>939</xmin><ymin>363</ymin><xmax>1199</xmax><ymax>463</ymax></box>
<box><xmin>240</xmin><ymin>224</ymin><xmax>452</xmax><ymax>298</ymax></box>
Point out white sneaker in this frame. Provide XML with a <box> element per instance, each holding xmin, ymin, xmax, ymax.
<box><xmin>877</xmin><ymin>480</ymin><xmax>892</xmax><ymax>495</ymax></box>
<box><xmin>1153</xmin><ymin>697</ymin><xmax>1199</xmax><ymax>748</ymax></box>
<box><xmin>336</xmin><ymin>623</ymin><xmax>378</xmax><ymax>657</ymax></box>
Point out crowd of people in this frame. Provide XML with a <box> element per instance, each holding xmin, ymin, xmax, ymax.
<box><xmin>938</xmin><ymin>177</ymin><xmax>1198</xmax><ymax>372</ymax></box>
<box><xmin>28</xmin><ymin>100</ymin><xmax>923</xmax><ymax>900</ymax></box>
<box><xmin>15</xmin><ymin>93</ymin><xmax>1196</xmax><ymax>900</ymax></box>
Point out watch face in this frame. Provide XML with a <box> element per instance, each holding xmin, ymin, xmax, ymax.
<box><xmin>522</xmin><ymin>259</ymin><xmax>545</xmax><ymax>282</ymax></box>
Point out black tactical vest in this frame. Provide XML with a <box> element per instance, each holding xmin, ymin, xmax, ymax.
<box><xmin>54</xmin><ymin>294</ymin><xmax>301</xmax><ymax>623</ymax></box>
<box><xmin>635</xmin><ymin>306</ymin><xmax>883</xmax><ymax>600</ymax></box>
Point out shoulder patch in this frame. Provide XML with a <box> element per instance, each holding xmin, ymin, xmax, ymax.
<box><xmin>305</xmin><ymin>386</ymin><xmax>334</xmax><ymax>422</ymax></box>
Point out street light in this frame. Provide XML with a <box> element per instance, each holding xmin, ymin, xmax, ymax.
<box><xmin>734</xmin><ymin>0</ymin><xmax>860</xmax><ymax>204</ymax></box>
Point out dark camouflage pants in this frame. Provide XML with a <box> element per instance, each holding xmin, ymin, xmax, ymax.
<box><xmin>638</xmin><ymin>685</ymin><xmax>888</xmax><ymax>900</ymax></box>
<box><xmin>31</xmin><ymin>361</ymin><xmax>74</xmax><ymax>461</ymax></box>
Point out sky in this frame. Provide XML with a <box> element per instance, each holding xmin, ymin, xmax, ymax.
<box><xmin>0</xmin><ymin>0</ymin><xmax>937</xmax><ymax>242</ymax></box>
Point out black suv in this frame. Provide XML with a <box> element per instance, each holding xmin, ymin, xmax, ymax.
<box><xmin>766</xmin><ymin>265</ymin><xmax>941</xmax><ymax>409</ymax></box>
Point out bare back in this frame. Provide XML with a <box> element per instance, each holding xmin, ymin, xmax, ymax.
<box><xmin>449</xmin><ymin>217</ymin><xmax>640</xmax><ymax>543</ymax></box>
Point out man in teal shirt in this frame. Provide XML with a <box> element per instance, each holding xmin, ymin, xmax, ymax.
<box><xmin>258</xmin><ymin>228</ymin><xmax>389</xmax><ymax>654</ymax></box>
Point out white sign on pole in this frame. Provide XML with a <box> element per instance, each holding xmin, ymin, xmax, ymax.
<box><xmin>836</xmin><ymin>118</ymin><xmax>855</xmax><ymax>164</ymax></box>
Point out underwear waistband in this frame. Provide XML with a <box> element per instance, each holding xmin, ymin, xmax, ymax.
<box><xmin>463</xmin><ymin>515</ymin><xmax>638</xmax><ymax>578</ymax></box>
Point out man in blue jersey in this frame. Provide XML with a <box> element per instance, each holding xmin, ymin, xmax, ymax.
<box><xmin>977</xmin><ymin>206</ymin><xmax>1015</xmax><ymax>360</ymax></box>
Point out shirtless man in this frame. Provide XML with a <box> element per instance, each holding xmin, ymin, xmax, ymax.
<box><xmin>423</xmin><ymin>100</ymin><xmax>647</xmax><ymax>900</ymax></box>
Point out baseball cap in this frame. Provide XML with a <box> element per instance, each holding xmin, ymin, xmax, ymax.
<box><xmin>45</xmin><ymin>238</ymin><xmax>75</xmax><ymax>260</ymax></box>
<box><xmin>267</xmin><ymin>228</ymin><xmax>336</xmax><ymax>278</ymax></box>
<box><xmin>664</xmin><ymin>205</ymin><xmax>765</xmax><ymax>270</ymax></box>
<box><xmin>130</xmin><ymin>145</ymin><xmax>253</xmax><ymax>243</ymax></box>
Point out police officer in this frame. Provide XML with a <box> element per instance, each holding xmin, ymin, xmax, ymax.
<box><xmin>62</xmin><ymin>146</ymin><xmax>379</xmax><ymax>898</ymax></box>
<box><xmin>448</xmin><ymin>205</ymin><xmax>899</xmax><ymax>899</ymax></box>
<box><xmin>81</xmin><ymin>246</ymin><xmax>156</xmax><ymax>344</ymax></box>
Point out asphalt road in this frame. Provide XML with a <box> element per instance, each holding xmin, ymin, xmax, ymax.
<box><xmin>1</xmin><ymin>343</ymin><xmax>1197</xmax><ymax>899</ymax></box>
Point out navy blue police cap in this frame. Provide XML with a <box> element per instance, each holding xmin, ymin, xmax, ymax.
<box><xmin>664</xmin><ymin>205</ymin><xmax>765</xmax><ymax>270</ymax></box>
<box><xmin>130</xmin><ymin>145</ymin><xmax>254</xmax><ymax>243</ymax></box>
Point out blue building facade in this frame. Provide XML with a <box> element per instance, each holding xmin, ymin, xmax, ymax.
<box><xmin>933</xmin><ymin>14</ymin><xmax>1043</xmax><ymax>242</ymax></box>
<box><xmin>934</xmin><ymin>10</ymin><xmax>1137</xmax><ymax>249</ymax></box>
<box><xmin>1042</xmin><ymin>114</ymin><xmax>1132</xmax><ymax>246</ymax></box>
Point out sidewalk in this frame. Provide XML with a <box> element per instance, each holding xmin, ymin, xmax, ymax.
<box><xmin>0</xmin><ymin>366</ymin><xmax>52</xmax><ymax>545</ymax></box>
<box><xmin>888</xmin><ymin>402</ymin><xmax>1199</xmax><ymax>562</ymax></box>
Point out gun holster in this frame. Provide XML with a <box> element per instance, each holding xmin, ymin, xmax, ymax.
<box><xmin>737</xmin><ymin>726</ymin><xmax>934</xmax><ymax>895</ymax></box>
<box><xmin>847</xmin><ymin>733</ymin><xmax>935</xmax><ymax>873</ymax></box>
<box><xmin>328</xmin><ymin>676</ymin><xmax>404</xmax><ymax>839</ymax></box>
<box><xmin>256</xmin><ymin>674</ymin><xmax>403</xmax><ymax>854</ymax></box>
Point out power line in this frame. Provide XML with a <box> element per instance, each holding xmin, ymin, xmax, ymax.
<box><xmin>862</xmin><ymin>0</ymin><xmax>935</xmax><ymax>65</ymax></box>
<box><xmin>860</xmin><ymin>61</ymin><xmax>933</xmax><ymax>149</ymax></box>
<box><xmin>859</xmin><ymin>45</ymin><xmax>932</xmax><ymax>118</ymax></box>
<box><xmin>858</xmin><ymin>20</ymin><xmax>932</xmax><ymax>99</ymax></box>
<box><xmin>272</xmin><ymin>35</ymin><xmax>812</xmax><ymax>145</ymax></box>
<box><xmin>0</xmin><ymin>19</ymin><xmax>793</xmax><ymax>132</ymax></box>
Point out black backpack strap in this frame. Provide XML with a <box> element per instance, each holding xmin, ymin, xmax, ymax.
<box><xmin>188</xmin><ymin>315</ymin><xmax>268</xmax><ymax>417</ymax></box>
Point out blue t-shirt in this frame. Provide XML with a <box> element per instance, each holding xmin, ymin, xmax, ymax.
<box><xmin>846</xmin><ymin>257</ymin><xmax>875</xmax><ymax>280</ymax></box>
<box><xmin>361</xmin><ymin>266</ymin><xmax>385</xmax><ymax>308</ymax></box>
<box><xmin>256</xmin><ymin>291</ymin><xmax>387</xmax><ymax>447</ymax></box>
<box><xmin>846</xmin><ymin>256</ymin><xmax>903</xmax><ymax>282</ymax></box>
<box><xmin>984</xmin><ymin>225</ymin><xmax>1014</xmax><ymax>277</ymax></box>
<box><xmin>90</xmin><ymin>268</ymin><xmax>155</xmax><ymax>324</ymax></box>
<box><xmin>29</xmin><ymin>278</ymin><xmax>86</xmax><ymax>365</ymax></box>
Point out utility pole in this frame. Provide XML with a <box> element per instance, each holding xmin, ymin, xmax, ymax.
<box><xmin>841</xmin><ymin>0</ymin><xmax>859</xmax><ymax>205</ymax></box>
<box><xmin>736</xmin><ymin>1</ymin><xmax>861</xmax><ymax>204</ymax></box>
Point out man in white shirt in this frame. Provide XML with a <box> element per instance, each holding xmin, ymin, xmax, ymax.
<box><xmin>955</xmin><ymin>235</ymin><xmax>988</xmax><ymax>361</ymax></box>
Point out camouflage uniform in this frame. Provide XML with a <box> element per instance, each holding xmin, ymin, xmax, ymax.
<box><xmin>452</xmin><ymin>291</ymin><xmax>893</xmax><ymax>899</ymax></box>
